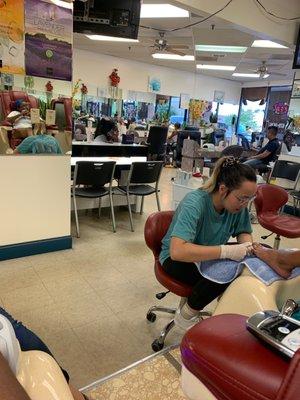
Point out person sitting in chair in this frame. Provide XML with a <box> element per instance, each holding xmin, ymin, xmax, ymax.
<box><xmin>7</xmin><ymin>100</ymin><xmax>43</xmax><ymax>149</ymax></box>
<box><xmin>13</xmin><ymin>124</ymin><xmax>62</xmax><ymax>155</ymax></box>
<box><xmin>243</xmin><ymin>126</ymin><xmax>279</xmax><ymax>170</ymax></box>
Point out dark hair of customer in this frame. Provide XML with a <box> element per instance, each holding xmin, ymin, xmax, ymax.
<box><xmin>202</xmin><ymin>156</ymin><xmax>257</xmax><ymax>194</ymax></box>
<box><xmin>174</xmin><ymin>122</ymin><xmax>181</xmax><ymax>130</ymax></box>
<box><xmin>267</xmin><ymin>125</ymin><xmax>278</xmax><ymax>136</ymax></box>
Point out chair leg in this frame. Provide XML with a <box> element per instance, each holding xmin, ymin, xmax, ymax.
<box><xmin>73</xmin><ymin>196</ymin><xmax>80</xmax><ymax>238</ymax></box>
<box><xmin>274</xmin><ymin>235</ymin><xmax>281</xmax><ymax>250</ymax></box>
<box><xmin>155</xmin><ymin>191</ymin><xmax>161</xmax><ymax>211</ymax></box>
<box><xmin>152</xmin><ymin>320</ymin><xmax>175</xmax><ymax>351</ymax></box>
<box><xmin>98</xmin><ymin>197</ymin><xmax>102</xmax><ymax>219</ymax></box>
<box><xmin>126</xmin><ymin>192</ymin><xmax>134</xmax><ymax>232</ymax></box>
<box><xmin>140</xmin><ymin>196</ymin><xmax>144</xmax><ymax>215</ymax></box>
<box><xmin>109</xmin><ymin>193</ymin><xmax>116</xmax><ymax>233</ymax></box>
<box><xmin>147</xmin><ymin>305</ymin><xmax>177</xmax><ymax>316</ymax></box>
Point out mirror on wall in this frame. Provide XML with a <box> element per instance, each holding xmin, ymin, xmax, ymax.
<box><xmin>0</xmin><ymin>73</ymin><xmax>72</xmax><ymax>155</ymax></box>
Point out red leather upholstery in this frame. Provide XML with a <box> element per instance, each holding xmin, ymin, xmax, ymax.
<box><xmin>254</xmin><ymin>184</ymin><xmax>300</xmax><ymax>238</ymax></box>
<box><xmin>180</xmin><ymin>314</ymin><xmax>298</xmax><ymax>400</ymax></box>
<box><xmin>0</xmin><ymin>90</ymin><xmax>40</xmax><ymax>125</ymax></box>
<box><xmin>144</xmin><ymin>211</ymin><xmax>193</xmax><ymax>298</ymax></box>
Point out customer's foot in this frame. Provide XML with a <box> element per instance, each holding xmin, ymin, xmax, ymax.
<box><xmin>174</xmin><ymin>308</ymin><xmax>202</xmax><ymax>331</ymax></box>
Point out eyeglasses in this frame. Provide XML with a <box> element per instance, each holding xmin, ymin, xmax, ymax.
<box><xmin>233</xmin><ymin>194</ymin><xmax>256</xmax><ymax>204</ymax></box>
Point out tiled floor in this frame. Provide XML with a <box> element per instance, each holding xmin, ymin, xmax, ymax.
<box><xmin>0</xmin><ymin>168</ymin><xmax>298</xmax><ymax>389</ymax></box>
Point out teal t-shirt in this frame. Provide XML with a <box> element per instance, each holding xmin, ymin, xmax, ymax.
<box><xmin>17</xmin><ymin>135</ymin><xmax>62</xmax><ymax>154</ymax></box>
<box><xmin>159</xmin><ymin>189</ymin><xmax>252</xmax><ymax>265</ymax></box>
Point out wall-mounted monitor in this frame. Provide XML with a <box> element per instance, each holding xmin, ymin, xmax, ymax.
<box><xmin>73</xmin><ymin>0</ymin><xmax>141</xmax><ymax>40</ymax></box>
<box><xmin>293</xmin><ymin>27</ymin><xmax>300</xmax><ymax>69</ymax></box>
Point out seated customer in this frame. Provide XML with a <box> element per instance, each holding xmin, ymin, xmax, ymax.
<box><xmin>7</xmin><ymin>100</ymin><xmax>43</xmax><ymax>149</ymax></box>
<box><xmin>243</xmin><ymin>126</ymin><xmax>279</xmax><ymax>170</ymax></box>
<box><xmin>13</xmin><ymin>125</ymin><xmax>62</xmax><ymax>154</ymax></box>
<box><xmin>0</xmin><ymin>307</ymin><xmax>88</xmax><ymax>400</ymax></box>
<box><xmin>254</xmin><ymin>244</ymin><xmax>300</xmax><ymax>278</ymax></box>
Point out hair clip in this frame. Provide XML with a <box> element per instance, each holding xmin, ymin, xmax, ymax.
<box><xmin>222</xmin><ymin>156</ymin><xmax>239</xmax><ymax>168</ymax></box>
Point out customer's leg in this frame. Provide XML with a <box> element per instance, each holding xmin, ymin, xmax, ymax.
<box><xmin>0</xmin><ymin>307</ymin><xmax>87</xmax><ymax>400</ymax></box>
<box><xmin>243</xmin><ymin>159</ymin><xmax>266</xmax><ymax>170</ymax></box>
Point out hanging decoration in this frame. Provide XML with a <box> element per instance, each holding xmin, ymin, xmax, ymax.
<box><xmin>45</xmin><ymin>80</ymin><xmax>53</xmax><ymax>108</ymax></box>
<box><xmin>80</xmin><ymin>82</ymin><xmax>88</xmax><ymax>112</ymax></box>
<box><xmin>109</xmin><ymin>68</ymin><xmax>120</xmax><ymax>87</ymax></box>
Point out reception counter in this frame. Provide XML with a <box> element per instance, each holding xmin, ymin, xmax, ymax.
<box><xmin>72</xmin><ymin>141</ymin><xmax>149</xmax><ymax>158</ymax></box>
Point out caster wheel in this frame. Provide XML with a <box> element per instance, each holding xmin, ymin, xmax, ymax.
<box><xmin>146</xmin><ymin>312</ymin><xmax>156</xmax><ymax>323</ymax></box>
<box><xmin>151</xmin><ymin>339</ymin><xmax>164</xmax><ymax>352</ymax></box>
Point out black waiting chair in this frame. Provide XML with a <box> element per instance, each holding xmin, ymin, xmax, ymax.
<box><xmin>267</xmin><ymin>159</ymin><xmax>300</xmax><ymax>191</ymax></box>
<box><xmin>146</xmin><ymin>126</ymin><xmax>168</xmax><ymax>161</ymax></box>
<box><xmin>116</xmin><ymin>161</ymin><xmax>163</xmax><ymax>232</ymax></box>
<box><xmin>72</xmin><ymin>161</ymin><xmax>116</xmax><ymax>237</ymax></box>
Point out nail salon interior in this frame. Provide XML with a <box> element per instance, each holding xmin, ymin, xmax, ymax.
<box><xmin>1</xmin><ymin>1</ymin><xmax>300</xmax><ymax>399</ymax></box>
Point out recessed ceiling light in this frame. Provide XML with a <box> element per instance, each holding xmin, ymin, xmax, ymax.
<box><xmin>232</xmin><ymin>73</ymin><xmax>260</xmax><ymax>78</ymax></box>
<box><xmin>141</xmin><ymin>4</ymin><xmax>189</xmax><ymax>18</ymax></box>
<box><xmin>86</xmin><ymin>35</ymin><xmax>139</xmax><ymax>43</ymax></box>
<box><xmin>251</xmin><ymin>40</ymin><xmax>288</xmax><ymax>49</ymax></box>
<box><xmin>195</xmin><ymin>45</ymin><xmax>247</xmax><ymax>53</ymax></box>
<box><xmin>51</xmin><ymin>0</ymin><xmax>73</xmax><ymax>8</ymax></box>
<box><xmin>197</xmin><ymin>65</ymin><xmax>236</xmax><ymax>71</ymax></box>
<box><xmin>152</xmin><ymin>53</ymin><xmax>194</xmax><ymax>61</ymax></box>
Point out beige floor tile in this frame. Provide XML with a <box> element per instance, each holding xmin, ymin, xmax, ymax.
<box><xmin>0</xmin><ymin>267</ymin><xmax>40</xmax><ymax>293</ymax></box>
<box><xmin>56</xmin><ymin>292</ymin><xmax>113</xmax><ymax>329</ymax></box>
<box><xmin>43</xmin><ymin>275</ymin><xmax>94</xmax><ymax>303</ymax></box>
<box><xmin>12</xmin><ymin>303</ymin><xmax>68</xmax><ymax>339</ymax></box>
<box><xmin>34</xmin><ymin>262</ymin><xmax>79</xmax><ymax>281</ymax></box>
<box><xmin>1</xmin><ymin>283</ymin><xmax>54</xmax><ymax>314</ymax></box>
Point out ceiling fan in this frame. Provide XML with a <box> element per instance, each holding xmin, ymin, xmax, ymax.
<box><xmin>253</xmin><ymin>61</ymin><xmax>287</xmax><ymax>78</ymax></box>
<box><xmin>148</xmin><ymin>31</ymin><xmax>190</xmax><ymax>56</ymax></box>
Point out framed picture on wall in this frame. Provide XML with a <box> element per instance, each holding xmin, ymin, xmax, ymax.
<box><xmin>292</xmin><ymin>80</ymin><xmax>300</xmax><ymax>98</ymax></box>
<box><xmin>214</xmin><ymin>90</ymin><xmax>225</xmax><ymax>103</ymax></box>
<box><xmin>148</xmin><ymin>76</ymin><xmax>161</xmax><ymax>92</ymax></box>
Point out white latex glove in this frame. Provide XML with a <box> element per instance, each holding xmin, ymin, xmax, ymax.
<box><xmin>220</xmin><ymin>242</ymin><xmax>253</xmax><ymax>262</ymax></box>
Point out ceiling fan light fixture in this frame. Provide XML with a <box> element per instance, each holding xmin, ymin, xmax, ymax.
<box><xmin>86</xmin><ymin>35</ymin><xmax>139</xmax><ymax>42</ymax></box>
<box><xmin>263</xmin><ymin>74</ymin><xmax>270</xmax><ymax>79</ymax></box>
<box><xmin>232</xmin><ymin>73</ymin><xmax>260</xmax><ymax>78</ymax></box>
<box><xmin>195</xmin><ymin>45</ymin><xmax>247</xmax><ymax>53</ymax></box>
<box><xmin>197</xmin><ymin>64</ymin><xmax>236</xmax><ymax>71</ymax></box>
<box><xmin>251</xmin><ymin>40</ymin><xmax>288</xmax><ymax>49</ymax></box>
<box><xmin>141</xmin><ymin>4</ymin><xmax>189</xmax><ymax>18</ymax></box>
<box><xmin>152</xmin><ymin>53</ymin><xmax>194</xmax><ymax>60</ymax></box>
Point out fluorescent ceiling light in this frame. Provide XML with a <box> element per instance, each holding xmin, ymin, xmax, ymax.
<box><xmin>152</xmin><ymin>53</ymin><xmax>194</xmax><ymax>61</ymax></box>
<box><xmin>141</xmin><ymin>4</ymin><xmax>189</xmax><ymax>18</ymax></box>
<box><xmin>86</xmin><ymin>35</ymin><xmax>139</xmax><ymax>43</ymax></box>
<box><xmin>195</xmin><ymin>45</ymin><xmax>247</xmax><ymax>53</ymax></box>
<box><xmin>51</xmin><ymin>0</ymin><xmax>73</xmax><ymax>8</ymax></box>
<box><xmin>197</xmin><ymin>65</ymin><xmax>236</xmax><ymax>71</ymax></box>
<box><xmin>251</xmin><ymin>40</ymin><xmax>288</xmax><ymax>49</ymax></box>
<box><xmin>232</xmin><ymin>73</ymin><xmax>260</xmax><ymax>78</ymax></box>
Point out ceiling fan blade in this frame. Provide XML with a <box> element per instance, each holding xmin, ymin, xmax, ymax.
<box><xmin>165</xmin><ymin>47</ymin><xmax>187</xmax><ymax>56</ymax></box>
<box><xmin>269</xmin><ymin>72</ymin><xmax>287</xmax><ymax>76</ymax></box>
<box><xmin>168</xmin><ymin>44</ymin><xmax>190</xmax><ymax>49</ymax></box>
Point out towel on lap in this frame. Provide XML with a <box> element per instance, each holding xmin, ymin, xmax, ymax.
<box><xmin>195</xmin><ymin>256</ymin><xmax>300</xmax><ymax>286</ymax></box>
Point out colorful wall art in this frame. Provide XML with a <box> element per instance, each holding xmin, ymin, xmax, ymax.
<box><xmin>24</xmin><ymin>0</ymin><xmax>72</xmax><ymax>81</ymax></box>
<box><xmin>0</xmin><ymin>0</ymin><xmax>25</xmax><ymax>75</ymax></box>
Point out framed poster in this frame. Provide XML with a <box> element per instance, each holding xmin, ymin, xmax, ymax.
<box><xmin>214</xmin><ymin>90</ymin><xmax>225</xmax><ymax>103</ymax></box>
<box><xmin>0</xmin><ymin>0</ymin><xmax>25</xmax><ymax>75</ymax></box>
<box><xmin>180</xmin><ymin>93</ymin><xmax>190</xmax><ymax>109</ymax></box>
<box><xmin>25</xmin><ymin>0</ymin><xmax>73</xmax><ymax>81</ymax></box>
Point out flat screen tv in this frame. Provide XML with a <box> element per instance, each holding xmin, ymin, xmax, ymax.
<box><xmin>73</xmin><ymin>0</ymin><xmax>141</xmax><ymax>40</ymax></box>
<box><xmin>293</xmin><ymin>27</ymin><xmax>300</xmax><ymax>69</ymax></box>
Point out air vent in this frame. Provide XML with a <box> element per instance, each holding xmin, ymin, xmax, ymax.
<box><xmin>212</xmin><ymin>54</ymin><xmax>226</xmax><ymax>58</ymax></box>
